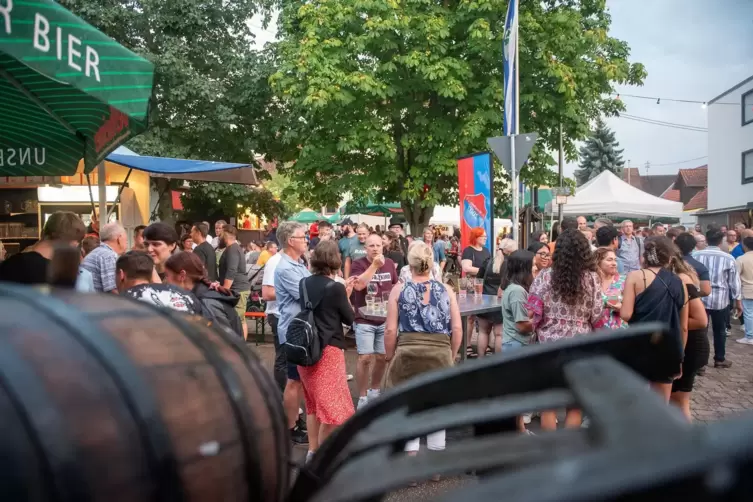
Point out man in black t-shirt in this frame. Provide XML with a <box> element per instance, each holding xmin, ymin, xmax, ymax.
<box><xmin>190</xmin><ymin>222</ymin><xmax>218</xmax><ymax>281</ymax></box>
<box><xmin>218</xmin><ymin>225</ymin><xmax>251</xmax><ymax>340</ymax></box>
<box><xmin>0</xmin><ymin>211</ymin><xmax>86</xmax><ymax>285</ymax></box>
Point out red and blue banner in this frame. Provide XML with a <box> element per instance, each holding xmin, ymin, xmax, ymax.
<box><xmin>458</xmin><ymin>152</ymin><xmax>493</xmax><ymax>251</ymax></box>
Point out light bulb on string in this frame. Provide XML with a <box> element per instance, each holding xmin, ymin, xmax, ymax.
<box><xmin>656</xmin><ymin>98</ymin><xmax>660</xmax><ymax>104</ymax></box>
<box><xmin>701</xmin><ymin>102</ymin><xmax>707</xmax><ymax>109</ymax></box>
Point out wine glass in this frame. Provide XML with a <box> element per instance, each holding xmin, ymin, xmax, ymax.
<box><xmin>367</xmin><ymin>283</ymin><xmax>378</xmax><ymax>297</ymax></box>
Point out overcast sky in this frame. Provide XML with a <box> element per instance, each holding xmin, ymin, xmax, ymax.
<box><xmin>249</xmin><ymin>1</ymin><xmax>753</xmax><ymax>179</ymax></box>
<box><xmin>594</xmin><ymin>0</ymin><xmax>753</xmax><ymax>178</ymax></box>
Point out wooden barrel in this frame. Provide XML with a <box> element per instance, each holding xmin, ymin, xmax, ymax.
<box><xmin>0</xmin><ymin>284</ymin><xmax>289</xmax><ymax>502</ymax></box>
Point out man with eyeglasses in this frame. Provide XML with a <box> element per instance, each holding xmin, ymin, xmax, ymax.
<box><xmin>274</xmin><ymin>221</ymin><xmax>311</xmax><ymax>446</ymax></box>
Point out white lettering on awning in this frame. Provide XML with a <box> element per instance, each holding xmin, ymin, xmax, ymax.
<box><xmin>26</xmin><ymin>12</ymin><xmax>102</xmax><ymax>82</ymax></box>
<box><xmin>0</xmin><ymin>148</ymin><xmax>47</xmax><ymax>167</ymax></box>
<box><xmin>0</xmin><ymin>0</ymin><xmax>12</xmax><ymax>36</ymax></box>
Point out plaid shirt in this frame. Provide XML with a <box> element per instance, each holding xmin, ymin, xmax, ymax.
<box><xmin>693</xmin><ymin>246</ymin><xmax>741</xmax><ymax>310</ymax></box>
<box><xmin>81</xmin><ymin>243</ymin><xmax>119</xmax><ymax>292</ymax></box>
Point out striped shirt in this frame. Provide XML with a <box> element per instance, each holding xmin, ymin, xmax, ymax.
<box><xmin>81</xmin><ymin>243</ymin><xmax>119</xmax><ymax>293</ymax></box>
<box><xmin>692</xmin><ymin>246</ymin><xmax>741</xmax><ymax>310</ymax></box>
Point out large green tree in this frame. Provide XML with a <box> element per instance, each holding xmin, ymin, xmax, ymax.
<box><xmin>269</xmin><ymin>0</ymin><xmax>645</xmax><ymax>233</ymax></box>
<box><xmin>180</xmin><ymin>182</ymin><xmax>285</xmax><ymax>223</ymax></box>
<box><xmin>574</xmin><ymin>118</ymin><xmax>625</xmax><ymax>185</ymax></box>
<box><xmin>60</xmin><ymin>0</ymin><xmax>276</xmax><ymax>222</ymax></box>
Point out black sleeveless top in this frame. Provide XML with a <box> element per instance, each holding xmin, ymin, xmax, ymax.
<box><xmin>630</xmin><ymin>268</ymin><xmax>685</xmax><ymax>382</ymax></box>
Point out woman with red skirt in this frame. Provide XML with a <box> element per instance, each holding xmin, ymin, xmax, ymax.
<box><xmin>297</xmin><ymin>240</ymin><xmax>356</xmax><ymax>463</ymax></box>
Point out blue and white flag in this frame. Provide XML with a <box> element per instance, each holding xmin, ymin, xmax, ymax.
<box><xmin>503</xmin><ymin>0</ymin><xmax>518</xmax><ymax>136</ymax></box>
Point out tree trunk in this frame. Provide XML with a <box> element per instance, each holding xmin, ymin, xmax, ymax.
<box><xmin>152</xmin><ymin>178</ymin><xmax>175</xmax><ymax>225</ymax></box>
<box><xmin>401</xmin><ymin>201</ymin><xmax>434</xmax><ymax>237</ymax></box>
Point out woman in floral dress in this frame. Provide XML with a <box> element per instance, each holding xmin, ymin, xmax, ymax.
<box><xmin>595</xmin><ymin>247</ymin><xmax>627</xmax><ymax>329</ymax></box>
<box><xmin>527</xmin><ymin>229</ymin><xmax>605</xmax><ymax>430</ymax></box>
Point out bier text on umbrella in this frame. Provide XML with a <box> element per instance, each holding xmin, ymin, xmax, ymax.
<box><xmin>33</xmin><ymin>13</ymin><xmax>100</xmax><ymax>82</ymax></box>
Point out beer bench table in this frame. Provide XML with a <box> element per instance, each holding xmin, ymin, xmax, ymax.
<box><xmin>359</xmin><ymin>294</ymin><xmax>503</xmax><ymax>361</ymax></box>
<box><xmin>244</xmin><ymin>311</ymin><xmax>267</xmax><ymax>344</ymax></box>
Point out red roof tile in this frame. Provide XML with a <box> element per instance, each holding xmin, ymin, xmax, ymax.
<box><xmin>684</xmin><ymin>188</ymin><xmax>707</xmax><ymax>211</ymax></box>
<box><xmin>622</xmin><ymin>168</ymin><xmax>643</xmax><ymax>189</ymax></box>
<box><xmin>678</xmin><ymin>165</ymin><xmax>708</xmax><ymax>187</ymax></box>
<box><xmin>662</xmin><ymin>189</ymin><xmax>681</xmax><ymax>202</ymax></box>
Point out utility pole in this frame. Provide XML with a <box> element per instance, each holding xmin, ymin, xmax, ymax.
<box><xmin>557</xmin><ymin>123</ymin><xmax>564</xmax><ymax>223</ymax></box>
<box><xmin>644</xmin><ymin>160</ymin><xmax>651</xmax><ymax>177</ymax></box>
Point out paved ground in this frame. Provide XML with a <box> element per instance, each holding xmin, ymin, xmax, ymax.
<box><xmin>247</xmin><ymin>323</ymin><xmax>753</xmax><ymax>500</ymax></box>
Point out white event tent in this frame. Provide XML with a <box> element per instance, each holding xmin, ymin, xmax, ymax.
<box><xmin>545</xmin><ymin>171</ymin><xmax>683</xmax><ymax>219</ymax></box>
<box><xmin>430</xmin><ymin>205</ymin><xmax>513</xmax><ymax>232</ymax></box>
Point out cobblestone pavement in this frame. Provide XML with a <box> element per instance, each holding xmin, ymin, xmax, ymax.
<box><xmin>249</xmin><ymin>323</ymin><xmax>753</xmax><ymax>500</ymax></box>
<box><xmin>691</xmin><ymin>324</ymin><xmax>753</xmax><ymax>423</ymax></box>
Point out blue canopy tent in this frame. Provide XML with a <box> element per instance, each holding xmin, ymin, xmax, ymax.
<box><xmin>90</xmin><ymin>146</ymin><xmax>257</xmax><ymax>221</ymax></box>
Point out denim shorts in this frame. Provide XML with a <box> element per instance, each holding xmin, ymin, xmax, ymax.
<box><xmin>355</xmin><ymin>323</ymin><xmax>386</xmax><ymax>355</ymax></box>
<box><xmin>501</xmin><ymin>338</ymin><xmax>526</xmax><ymax>351</ymax></box>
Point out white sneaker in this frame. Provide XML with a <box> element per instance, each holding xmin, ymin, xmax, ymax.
<box><xmin>736</xmin><ymin>337</ymin><xmax>753</xmax><ymax>345</ymax></box>
<box><xmin>367</xmin><ymin>388</ymin><xmax>381</xmax><ymax>400</ymax></box>
<box><xmin>357</xmin><ymin>396</ymin><xmax>369</xmax><ymax>409</ymax></box>
<box><xmin>522</xmin><ymin>413</ymin><xmax>532</xmax><ymax>424</ymax></box>
<box><xmin>346</xmin><ymin>374</ymin><xmax>354</xmax><ymax>381</ymax></box>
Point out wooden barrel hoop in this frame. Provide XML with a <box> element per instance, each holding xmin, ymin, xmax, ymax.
<box><xmin>0</xmin><ymin>284</ymin><xmax>183</xmax><ymax>502</ymax></box>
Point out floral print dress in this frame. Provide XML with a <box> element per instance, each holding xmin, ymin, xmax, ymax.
<box><xmin>601</xmin><ymin>273</ymin><xmax>628</xmax><ymax>330</ymax></box>
<box><xmin>526</xmin><ymin>268</ymin><xmax>606</xmax><ymax>343</ymax></box>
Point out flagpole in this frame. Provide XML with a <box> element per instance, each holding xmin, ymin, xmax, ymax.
<box><xmin>510</xmin><ymin>0</ymin><xmax>520</xmax><ymax>242</ymax></box>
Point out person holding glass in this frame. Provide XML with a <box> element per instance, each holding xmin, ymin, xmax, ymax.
<box><xmin>594</xmin><ymin>247</ymin><xmax>627</xmax><ymax>329</ymax></box>
<box><xmin>461</xmin><ymin>227</ymin><xmax>491</xmax><ymax>357</ymax></box>
<box><xmin>384</xmin><ymin>242</ymin><xmax>462</xmax><ymax>473</ymax></box>
<box><xmin>350</xmin><ymin>234</ymin><xmax>398</xmax><ymax>409</ymax></box>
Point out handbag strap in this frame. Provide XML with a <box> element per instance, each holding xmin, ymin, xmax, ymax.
<box><xmin>301</xmin><ymin>277</ymin><xmax>334</xmax><ymax>310</ymax></box>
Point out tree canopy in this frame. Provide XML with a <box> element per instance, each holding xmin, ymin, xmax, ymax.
<box><xmin>179</xmin><ymin>182</ymin><xmax>285</xmax><ymax>224</ymax></box>
<box><xmin>269</xmin><ymin>0</ymin><xmax>646</xmax><ymax>232</ymax></box>
<box><xmin>574</xmin><ymin>118</ymin><xmax>625</xmax><ymax>185</ymax></box>
<box><xmin>60</xmin><ymin>0</ymin><xmax>277</xmax><ymax>221</ymax></box>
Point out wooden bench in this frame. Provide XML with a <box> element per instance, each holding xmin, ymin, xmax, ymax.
<box><xmin>244</xmin><ymin>312</ymin><xmax>267</xmax><ymax>344</ymax></box>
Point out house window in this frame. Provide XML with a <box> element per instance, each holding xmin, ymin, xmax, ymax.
<box><xmin>324</xmin><ymin>205</ymin><xmax>338</xmax><ymax>214</ymax></box>
<box><xmin>743</xmin><ymin>149</ymin><xmax>753</xmax><ymax>184</ymax></box>
<box><xmin>744</xmin><ymin>90</ymin><xmax>753</xmax><ymax>126</ymax></box>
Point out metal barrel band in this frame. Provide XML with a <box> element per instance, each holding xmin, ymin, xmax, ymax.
<box><xmin>0</xmin><ymin>284</ymin><xmax>183</xmax><ymax>502</ymax></box>
<box><xmin>136</xmin><ymin>300</ymin><xmax>264</xmax><ymax>501</ymax></box>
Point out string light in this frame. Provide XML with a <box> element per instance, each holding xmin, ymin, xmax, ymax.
<box><xmin>611</xmin><ymin>92</ymin><xmax>739</xmax><ymax>106</ymax></box>
<box><xmin>617</xmin><ymin>113</ymin><xmax>707</xmax><ymax>132</ymax></box>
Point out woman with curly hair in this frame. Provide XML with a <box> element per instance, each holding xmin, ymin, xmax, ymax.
<box><xmin>527</xmin><ymin>229</ymin><xmax>605</xmax><ymax>430</ymax></box>
<box><xmin>620</xmin><ymin>236</ymin><xmax>689</xmax><ymax>404</ymax></box>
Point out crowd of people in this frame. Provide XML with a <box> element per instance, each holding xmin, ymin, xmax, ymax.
<box><xmin>0</xmin><ymin>209</ymin><xmax>751</xmax><ymax>464</ymax></box>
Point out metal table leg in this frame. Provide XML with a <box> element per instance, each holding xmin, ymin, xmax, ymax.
<box><xmin>459</xmin><ymin>315</ymin><xmax>468</xmax><ymax>362</ymax></box>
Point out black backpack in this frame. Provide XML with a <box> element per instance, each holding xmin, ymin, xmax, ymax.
<box><xmin>284</xmin><ymin>278</ymin><xmax>332</xmax><ymax>366</ymax></box>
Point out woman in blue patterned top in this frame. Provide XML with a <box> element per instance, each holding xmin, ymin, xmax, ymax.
<box><xmin>384</xmin><ymin>241</ymin><xmax>462</xmax><ymax>468</ymax></box>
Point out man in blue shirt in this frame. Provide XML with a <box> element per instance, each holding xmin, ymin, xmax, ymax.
<box><xmin>274</xmin><ymin>221</ymin><xmax>311</xmax><ymax>445</ymax></box>
<box><xmin>694</xmin><ymin>227</ymin><xmax>742</xmax><ymax>369</ymax></box>
<box><xmin>729</xmin><ymin>229</ymin><xmax>745</xmax><ymax>259</ymax></box>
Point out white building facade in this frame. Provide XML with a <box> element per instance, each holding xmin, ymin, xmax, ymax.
<box><xmin>698</xmin><ymin>75</ymin><xmax>753</xmax><ymax>229</ymax></box>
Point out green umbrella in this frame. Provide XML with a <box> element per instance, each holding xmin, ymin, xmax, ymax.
<box><xmin>291</xmin><ymin>209</ymin><xmax>323</xmax><ymax>223</ymax></box>
<box><xmin>344</xmin><ymin>200</ymin><xmax>402</xmax><ymax>217</ymax></box>
<box><xmin>326</xmin><ymin>211</ymin><xmax>341</xmax><ymax>223</ymax></box>
<box><xmin>0</xmin><ymin>0</ymin><xmax>154</xmax><ymax>176</ymax></box>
